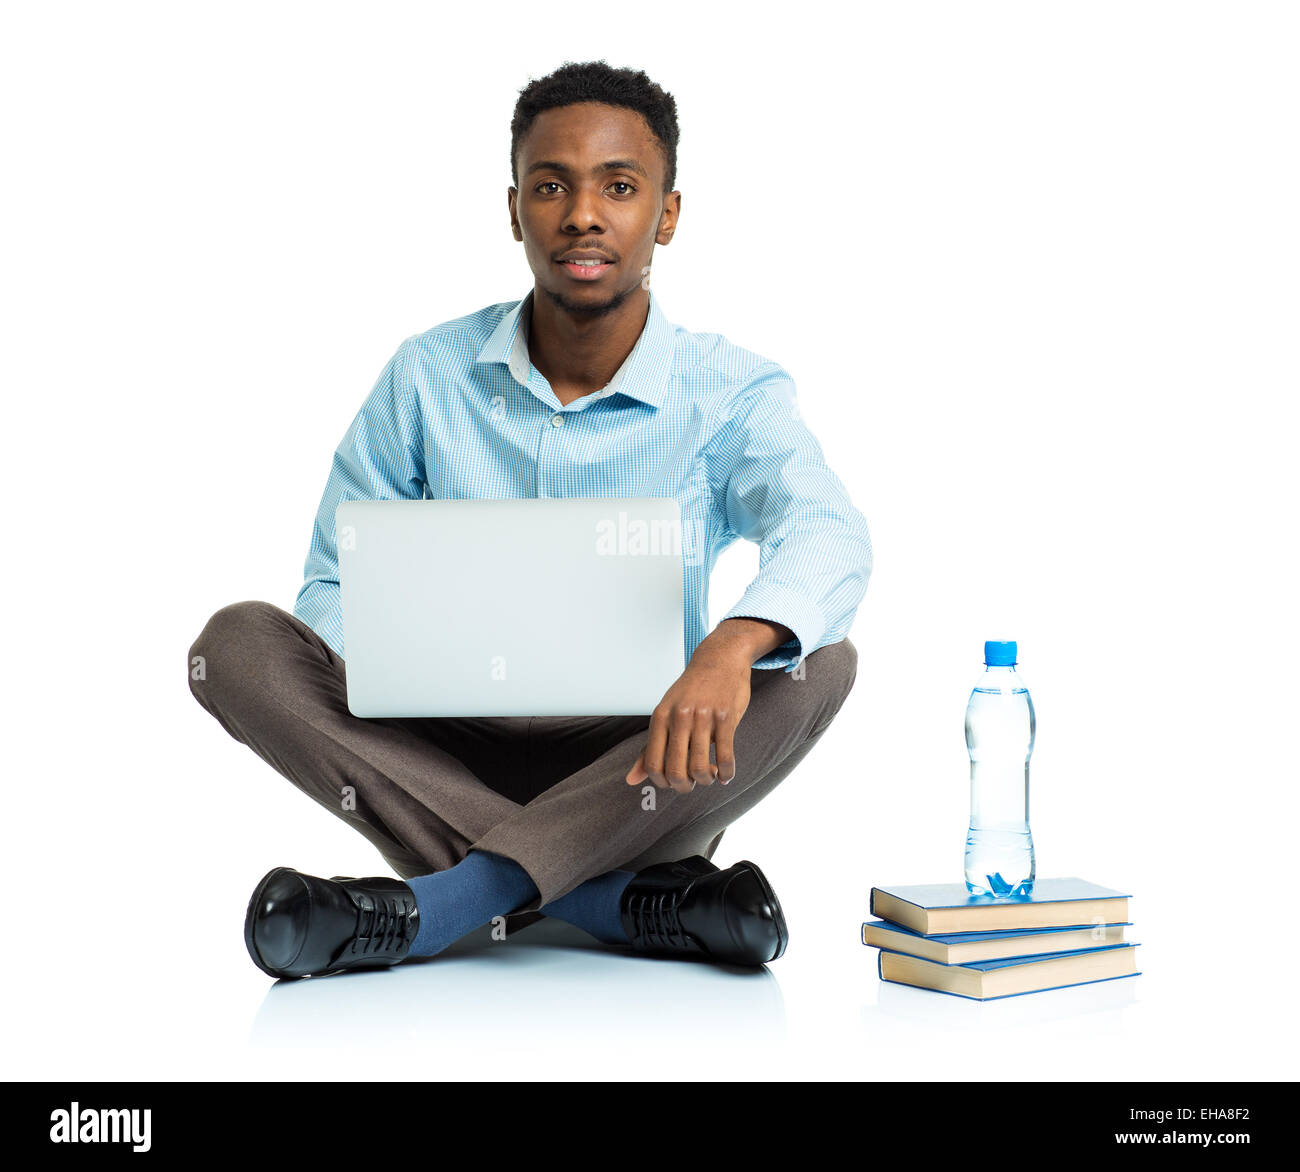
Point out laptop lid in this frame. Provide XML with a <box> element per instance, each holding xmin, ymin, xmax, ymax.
<box><xmin>336</xmin><ymin>497</ymin><xmax>686</xmax><ymax>717</ymax></box>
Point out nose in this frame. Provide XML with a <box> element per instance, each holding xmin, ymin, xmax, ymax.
<box><xmin>562</xmin><ymin>186</ymin><xmax>606</xmax><ymax>234</ymax></box>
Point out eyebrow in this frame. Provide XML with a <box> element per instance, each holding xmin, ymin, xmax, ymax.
<box><xmin>525</xmin><ymin>158</ymin><xmax>650</xmax><ymax>180</ymax></box>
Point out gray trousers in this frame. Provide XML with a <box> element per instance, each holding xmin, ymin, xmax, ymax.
<box><xmin>188</xmin><ymin>601</ymin><xmax>857</xmax><ymax>913</ymax></box>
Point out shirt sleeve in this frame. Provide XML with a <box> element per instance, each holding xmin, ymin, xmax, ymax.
<box><xmin>712</xmin><ymin>363</ymin><xmax>873</xmax><ymax>672</ymax></box>
<box><xmin>293</xmin><ymin>340</ymin><xmax>426</xmax><ymax>658</ymax></box>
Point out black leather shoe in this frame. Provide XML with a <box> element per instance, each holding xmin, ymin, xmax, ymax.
<box><xmin>619</xmin><ymin>856</ymin><xmax>788</xmax><ymax>965</ymax></box>
<box><xmin>244</xmin><ymin>867</ymin><xmax>419</xmax><ymax>979</ymax></box>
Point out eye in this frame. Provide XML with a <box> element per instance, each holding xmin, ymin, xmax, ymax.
<box><xmin>535</xmin><ymin>181</ymin><xmax>564</xmax><ymax>195</ymax></box>
<box><xmin>608</xmin><ymin>181</ymin><xmax>635</xmax><ymax>196</ymax></box>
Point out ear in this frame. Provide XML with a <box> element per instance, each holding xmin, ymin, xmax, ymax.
<box><xmin>656</xmin><ymin>190</ymin><xmax>682</xmax><ymax>247</ymax></box>
<box><xmin>507</xmin><ymin>187</ymin><xmax>522</xmax><ymax>241</ymax></box>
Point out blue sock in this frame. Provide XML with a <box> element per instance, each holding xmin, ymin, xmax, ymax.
<box><xmin>540</xmin><ymin>870</ymin><xmax>635</xmax><ymax>944</ymax></box>
<box><xmin>407</xmin><ymin>849</ymin><xmax>539</xmax><ymax>957</ymax></box>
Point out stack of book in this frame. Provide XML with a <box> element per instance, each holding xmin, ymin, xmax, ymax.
<box><xmin>862</xmin><ymin>878</ymin><xmax>1140</xmax><ymax>1000</ymax></box>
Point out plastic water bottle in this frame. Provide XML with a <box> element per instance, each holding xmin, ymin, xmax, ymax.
<box><xmin>963</xmin><ymin>640</ymin><xmax>1036</xmax><ymax>897</ymax></box>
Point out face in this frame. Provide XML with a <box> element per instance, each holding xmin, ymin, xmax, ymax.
<box><xmin>509</xmin><ymin>102</ymin><xmax>680</xmax><ymax>316</ymax></box>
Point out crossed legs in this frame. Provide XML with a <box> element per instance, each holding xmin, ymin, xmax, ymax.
<box><xmin>188</xmin><ymin>601</ymin><xmax>858</xmax><ymax>967</ymax></box>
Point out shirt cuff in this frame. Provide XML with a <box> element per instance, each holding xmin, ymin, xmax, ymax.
<box><xmin>293</xmin><ymin>583</ymin><xmax>346</xmax><ymax>660</ymax></box>
<box><xmin>719</xmin><ymin>582</ymin><xmax>827</xmax><ymax>673</ymax></box>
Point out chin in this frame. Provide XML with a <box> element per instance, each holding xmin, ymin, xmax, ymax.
<box><xmin>542</xmin><ymin>281</ymin><xmax>638</xmax><ymax>318</ymax></box>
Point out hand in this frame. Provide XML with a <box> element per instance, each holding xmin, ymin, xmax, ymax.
<box><xmin>625</xmin><ymin>649</ymin><xmax>752</xmax><ymax>793</ymax></box>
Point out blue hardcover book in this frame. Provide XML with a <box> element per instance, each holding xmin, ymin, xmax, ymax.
<box><xmin>877</xmin><ymin>943</ymin><xmax>1141</xmax><ymax>1000</ymax></box>
<box><xmin>862</xmin><ymin>918</ymin><xmax>1131</xmax><ymax>964</ymax></box>
<box><xmin>870</xmin><ymin>878</ymin><xmax>1131</xmax><ymax>936</ymax></box>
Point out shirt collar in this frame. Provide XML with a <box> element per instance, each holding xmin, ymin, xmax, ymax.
<box><xmin>475</xmin><ymin>287</ymin><xmax>675</xmax><ymax>409</ymax></box>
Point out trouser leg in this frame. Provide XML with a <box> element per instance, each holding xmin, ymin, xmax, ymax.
<box><xmin>473</xmin><ymin>637</ymin><xmax>859</xmax><ymax>908</ymax></box>
<box><xmin>189</xmin><ymin>600</ymin><xmax>857</xmax><ymax>922</ymax></box>
<box><xmin>187</xmin><ymin>600</ymin><xmax>527</xmax><ymax>880</ymax></box>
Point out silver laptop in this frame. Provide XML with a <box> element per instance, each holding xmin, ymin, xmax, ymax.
<box><xmin>336</xmin><ymin>497</ymin><xmax>686</xmax><ymax>717</ymax></box>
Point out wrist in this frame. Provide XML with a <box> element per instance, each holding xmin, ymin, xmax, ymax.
<box><xmin>695</xmin><ymin>618</ymin><xmax>795</xmax><ymax>668</ymax></box>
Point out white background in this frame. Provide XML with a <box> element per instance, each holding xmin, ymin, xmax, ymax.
<box><xmin>2</xmin><ymin>0</ymin><xmax>1296</xmax><ymax>1081</ymax></box>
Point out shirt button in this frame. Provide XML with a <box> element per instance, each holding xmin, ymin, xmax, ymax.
<box><xmin>551</xmin><ymin>414</ymin><xmax>565</xmax><ymax>427</ymax></box>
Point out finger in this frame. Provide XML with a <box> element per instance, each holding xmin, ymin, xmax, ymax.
<box><xmin>626</xmin><ymin>751</ymin><xmax>648</xmax><ymax>785</ymax></box>
<box><xmin>642</xmin><ymin>710</ymin><xmax>670</xmax><ymax>789</ymax></box>
<box><xmin>689</xmin><ymin>707</ymin><xmax>719</xmax><ymax>785</ymax></box>
<box><xmin>664</xmin><ymin>703</ymin><xmax>696</xmax><ymax>793</ymax></box>
<box><xmin>714</xmin><ymin>712</ymin><xmax>737</xmax><ymax>784</ymax></box>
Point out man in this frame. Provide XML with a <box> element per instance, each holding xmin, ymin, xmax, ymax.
<box><xmin>189</xmin><ymin>60</ymin><xmax>872</xmax><ymax>980</ymax></box>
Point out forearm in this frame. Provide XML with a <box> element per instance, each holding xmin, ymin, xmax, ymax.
<box><xmin>692</xmin><ymin>617</ymin><xmax>795</xmax><ymax>668</ymax></box>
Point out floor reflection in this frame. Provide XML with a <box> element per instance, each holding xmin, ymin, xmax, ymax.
<box><xmin>249</xmin><ymin>918</ymin><xmax>787</xmax><ymax>1053</ymax></box>
<box><xmin>863</xmin><ymin>971</ymin><xmax>1140</xmax><ymax>1031</ymax></box>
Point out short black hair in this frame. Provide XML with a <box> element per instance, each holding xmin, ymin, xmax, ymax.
<box><xmin>510</xmin><ymin>60</ymin><xmax>679</xmax><ymax>194</ymax></box>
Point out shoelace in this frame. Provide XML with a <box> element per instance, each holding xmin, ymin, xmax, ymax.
<box><xmin>625</xmin><ymin>889</ymin><xmax>692</xmax><ymax>951</ymax></box>
<box><xmin>348</xmin><ymin>891</ymin><xmax>417</xmax><ymax>957</ymax></box>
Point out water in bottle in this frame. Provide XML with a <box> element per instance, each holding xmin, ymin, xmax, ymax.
<box><xmin>964</xmin><ymin>640</ymin><xmax>1036</xmax><ymax>897</ymax></box>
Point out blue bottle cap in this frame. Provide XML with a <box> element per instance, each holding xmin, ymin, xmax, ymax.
<box><xmin>984</xmin><ymin>640</ymin><xmax>1018</xmax><ymax>666</ymax></box>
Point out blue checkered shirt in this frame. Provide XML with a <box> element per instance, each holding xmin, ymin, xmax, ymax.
<box><xmin>295</xmin><ymin>289</ymin><xmax>872</xmax><ymax>672</ymax></box>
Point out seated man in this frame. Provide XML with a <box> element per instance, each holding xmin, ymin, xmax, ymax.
<box><xmin>188</xmin><ymin>60</ymin><xmax>872</xmax><ymax>980</ymax></box>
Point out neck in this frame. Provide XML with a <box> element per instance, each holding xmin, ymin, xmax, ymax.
<box><xmin>528</xmin><ymin>284</ymin><xmax>650</xmax><ymax>399</ymax></box>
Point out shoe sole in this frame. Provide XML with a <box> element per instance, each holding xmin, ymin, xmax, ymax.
<box><xmin>734</xmin><ymin>859</ymin><xmax>789</xmax><ymax>963</ymax></box>
<box><xmin>244</xmin><ymin>866</ymin><xmax>303</xmax><ymax>979</ymax></box>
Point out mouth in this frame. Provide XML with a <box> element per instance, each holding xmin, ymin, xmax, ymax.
<box><xmin>556</xmin><ymin>256</ymin><xmax>615</xmax><ymax>281</ymax></box>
